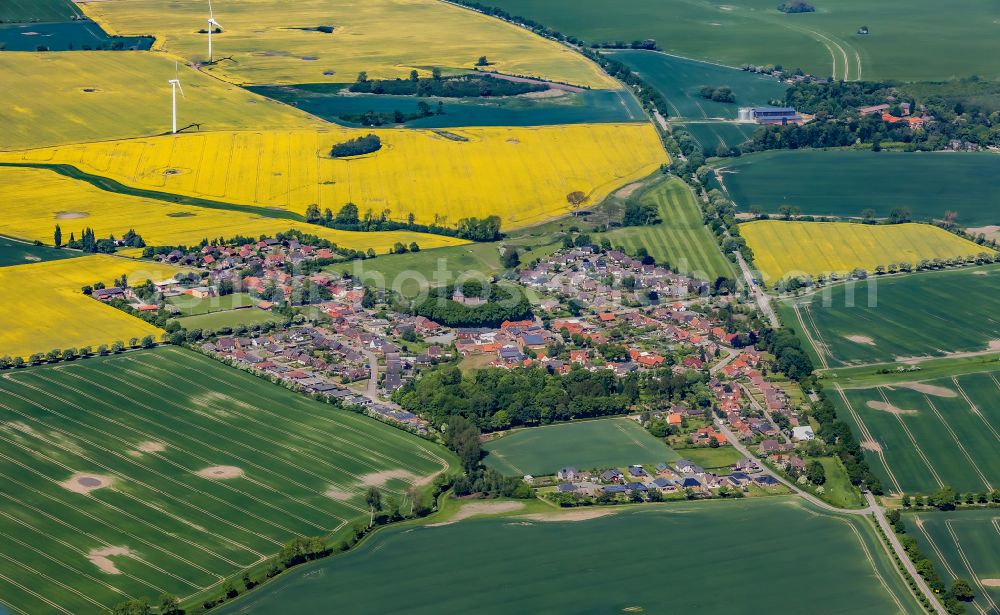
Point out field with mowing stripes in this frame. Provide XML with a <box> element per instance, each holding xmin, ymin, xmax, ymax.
<box><xmin>218</xmin><ymin>497</ymin><xmax>922</xmax><ymax>614</ymax></box>
<box><xmin>778</xmin><ymin>265</ymin><xmax>1000</xmax><ymax>368</ymax></box>
<box><xmin>907</xmin><ymin>510</ymin><xmax>1000</xmax><ymax>615</ymax></box>
<box><xmin>599</xmin><ymin>178</ymin><xmax>737</xmax><ymax>281</ymax></box>
<box><xmin>742</xmin><ymin>220</ymin><xmax>993</xmax><ymax>283</ymax></box>
<box><xmin>1</xmin><ymin>126</ymin><xmax>666</xmax><ymax>230</ymax></box>
<box><xmin>833</xmin><ymin>370</ymin><xmax>1000</xmax><ymax>495</ymax></box>
<box><xmin>0</xmin><ymin>347</ymin><xmax>453</xmax><ymax>614</ymax></box>
<box><xmin>483</xmin><ymin>417</ymin><xmax>679</xmax><ymax>476</ymax></box>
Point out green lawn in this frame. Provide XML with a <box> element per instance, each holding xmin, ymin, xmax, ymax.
<box><xmin>0</xmin><ymin>236</ymin><xmax>81</xmax><ymax>267</ymax></box>
<box><xmin>218</xmin><ymin>497</ymin><xmax>922</xmax><ymax>615</ymax></box>
<box><xmin>714</xmin><ymin>151</ymin><xmax>1000</xmax><ymax>228</ymax></box>
<box><xmin>907</xmin><ymin>509</ymin><xmax>1000</xmax><ymax>614</ymax></box>
<box><xmin>605</xmin><ymin>50</ymin><xmax>787</xmax><ymax>120</ymax></box>
<box><xmin>483</xmin><ymin>417</ymin><xmax>679</xmax><ymax>476</ymax></box>
<box><xmin>833</xmin><ymin>369</ymin><xmax>1000</xmax><ymax>495</ymax></box>
<box><xmin>486</xmin><ymin>0</ymin><xmax>1000</xmax><ymax>81</ymax></box>
<box><xmin>598</xmin><ymin>177</ymin><xmax>737</xmax><ymax>281</ymax></box>
<box><xmin>0</xmin><ymin>347</ymin><xmax>453</xmax><ymax>614</ymax></box>
<box><xmin>673</xmin><ymin>446</ymin><xmax>744</xmax><ymax>473</ymax></box>
<box><xmin>816</xmin><ymin>456</ymin><xmax>865</xmax><ymax>509</ymax></box>
<box><xmin>174</xmin><ymin>308</ymin><xmax>284</xmax><ymax>332</ymax></box>
<box><xmin>777</xmin><ymin>264</ymin><xmax>1000</xmax><ymax>368</ymax></box>
<box><xmin>166</xmin><ymin>292</ymin><xmax>256</xmax><ymax>317</ymax></box>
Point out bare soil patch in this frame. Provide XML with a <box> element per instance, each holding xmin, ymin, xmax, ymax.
<box><xmin>429</xmin><ymin>501</ymin><xmax>525</xmax><ymax>526</ymax></box>
<box><xmin>359</xmin><ymin>469</ymin><xmax>423</xmax><ymax>487</ymax></box>
<box><xmin>861</xmin><ymin>439</ymin><xmax>883</xmax><ymax>453</ymax></box>
<box><xmin>521</xmin><ymin>509</ymin><xmax>615</xmax><ymax>522</ymax></box>
<box><xmin>60</xmin><ymin>472</ymin><xmax>114</xmax><ymax>494</ymax></box>
<box><xmin>895</xmin><ymin>382</ymin><xmax>958</xmax><ymax>398</ymax></box>
<box><xmin>614</xmin><ymin>181</ymin><xmax>643</xmax><ymax>200</ymax></box>
<box><xmin>981</xmin><ymin>579</ymin><xmax>1000</xmax><ymax>587</ymax></box>
<box><xmin>518</xmin><ymin>88</ymin><xmax>567</xmax><ymax>99</ymax></box>
<box><xmin>55</xmin><ymin>211</ymin><xmax>89</xmax><ymax>220</ymax></box>
<box><xmin>866</xmin><ymin>400</ymin><xmax>918</xmax><ymax>415</ymax></box>
<box><xmin>482</xmin><ymin>72</ymin><xmax>584</xmax><ymax>93</ymax></box>
<box><xmin>196</xmin><ymin>465</ymin><xmax>244</xmax><ymax>479</ymax></box>
<box><xmin>324</xmin><ymin>486</ymin><xmax>354</xmax><ymax>501</ymax></box>
<box><xmin>88</xmin><ymin>546</ymin><xmax>133</xmax><ymax>574</ymax></box>
<box><xmin>845</xmin><ymin>335</ymin><xmax>876</xmax><ymax>345</ymax></box>
<box><xmin>136</xmin><ymin>441</ymin><xmax>165</xmax><ymax>453</ymax></box>
<box><xmin>506</xmin><ymin>139</ymin><xmax>521</xmax><ymax>145</ymax></box>
<box><xmin>967</xmin><ymin>225</ymin><xmax>1000</xmax><ymax>241</ymax></box>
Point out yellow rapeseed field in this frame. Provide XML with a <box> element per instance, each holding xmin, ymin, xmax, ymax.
<box><xmin>2</xmin><ymin>124</ymin><xmax>667</xmax><ymax>229</ymax></box>
<box><xmin>81</xmin><ymin>0</ymin><xmax>615</xmax><ymax>88</ymax></box>
<box><xmin>741</xmin><ymin>220</ymin><xmax>995</xmax><ymax>282</ymax></box>
<box><xmin>0</xmin><ymin>167</ymin><xmax>468</xmax><ymax>252</ymax></box>
<box><xmin>0</xmin><ymin>256</ymin><xmax>184</xmax><ymax>359</ymax></box>
<box><xmin>0</xmin><ymin>52</ymin><xmax>319</xmax><ymax>150</ymax></box>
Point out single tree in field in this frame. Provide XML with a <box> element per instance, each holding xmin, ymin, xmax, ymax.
<box><xmin>476</xmin><ymin>55</ymin><xmax>489</xmax><ymax>66</ymax></box>
<box><xmin>158</xmin><ymin>594</ymin><xmax>181</xmax><ymax>615</ymax></box>
<box><xmin>950</xmin><ymin>579</ymin><xmax>974</xmax><ymax>602</ymax></box>
<box><xmin>54</xmin><ymin>224</ymin><xmax>62</xmax><ymax>248</ymax></box>
<box><xmin>365</xmin><ymin>486</ymin><xmax>382</xmax><ymax>527</ymax></box>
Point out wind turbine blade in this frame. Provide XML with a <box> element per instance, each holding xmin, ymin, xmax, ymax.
<box><xmin>209</xmin><ymin>0</ymin><xmax>214</xmax><ymax>19</ymax></box>
<box><xmin>177</xmin><ymin>81</ymin><xmax>185</xmax><ymax>98</ymax></box>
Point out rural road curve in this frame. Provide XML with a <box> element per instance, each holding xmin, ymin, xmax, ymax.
<box><xmin>734</xmin><ymin>251</ymin><xmax>779</xmax><ymax>328</ymax></box>
<box><xmin>715</xmin><ymin>420</ymin><xmax>947</xmax><ymax>613</ymax></box>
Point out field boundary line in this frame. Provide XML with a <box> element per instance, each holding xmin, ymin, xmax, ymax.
<box><xmin>835</xmin><ymin>385</ymin><xmax>901</xmax><ymax>493</ymax></box>
<box><xmin>945</xmin><ymin>520</ymin><xmax>1000</xmax><ymax>614</ymax></box>
<box><xmin>879</xmin><ymin>388</ymin><xmax>944</xmax><ymax>488</ymax></box>
<box><xmin>924</xmin><ymin>396</ymin><xmax>992</xmax><ymax>490</ymax></box>
<box><xmin>956</xmin><ymin>376</ymin><xmax>1000</xmax><ymax>444</ymax></box>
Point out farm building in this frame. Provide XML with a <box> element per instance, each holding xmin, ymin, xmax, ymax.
<box><xmin>738</xmin><ymin>107</ymin><xmax>803</xmax><ymax>125</ymax></box>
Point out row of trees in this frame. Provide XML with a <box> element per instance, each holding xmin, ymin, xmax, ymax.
<box><xmin>304</xmin><ymin>202</ymin><xmax>502</xmax><ymax>242</ymax></box>
<box><xmin>53</xmin><ymin>225</ymin><xmax>145</xmax><ymax>253</ymax></box>
<box><xmin>339</xmin><ymin>101</ymin><xmax>443</xmax><ymax>127</ymax></box>
<box><xmin>0</xmin><ymin>338</ymin><xmax>154</xmax><ymax>370</ymax></box>
<box><xmin>351</xmin><ymin>69</ymin><xmax>545</xmax><ymax>98</ymax></box>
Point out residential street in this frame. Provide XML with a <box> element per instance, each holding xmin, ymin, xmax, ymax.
<box><xmin>734</xmin><ymin>251</ymin><xmax>779</xmax><ymax>328</ymax></box>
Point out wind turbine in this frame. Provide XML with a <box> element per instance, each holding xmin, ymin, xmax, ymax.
<box><xmin>207</xmin><ymin>0</ymin><xmax>223</xmax><ymax>63</ymax></box>
<box><xmin>168</xmin><ymin>63</ymin><xmax>185</xmax><ymax>134</ymax></box>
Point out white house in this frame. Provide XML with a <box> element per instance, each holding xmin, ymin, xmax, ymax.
<box><xmin>792</xmin><ymin>426</ymin><xmax>815</xmax><ymax>441</ymax></box>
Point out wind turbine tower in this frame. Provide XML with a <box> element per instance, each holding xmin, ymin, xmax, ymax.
<box><xmin>168</xmin><ymin>69</ymin><xmax>184</xmax><ymax>134</ymax></box>
<box><xmin>207</xmin><ymin>0</ymin><xmax>223</xmax><ymax>63</ymax></box>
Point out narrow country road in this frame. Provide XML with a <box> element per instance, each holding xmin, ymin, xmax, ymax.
<box><xmin>734</xmin><ymin>251</ymin><xmax>779</xmax><ymax>328</ymax></box>
<box><xmin>709</xmin><ymin>347</ymin><xmax>739</xmax><ymax>375</ymax></box>
<box><xmin>714</xmin><ymin>419</ymin><xmax>948</xmax><ymax>614</ymax></box>
<box><xmin>866</xmin><ymin>492</ymin><xmax>948</xmax><ymax>615</ymax></box>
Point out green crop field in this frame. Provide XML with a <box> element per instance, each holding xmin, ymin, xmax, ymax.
<box><xmin>218</xmin><ymin>497</ymin><xmax>921</xmax><ymax>614</ymax></box>
<box><xmin>599</xmin><ymin>177</ymin><xmax>737</xmax><ymax>281</ymax></box>
<box><xmin>673</xmin><ymin>446</ymin><xmax>744</xmax><ymax>474</ymax></box>
<box><xmin>174</xmin><ymin>309</ymin><xmax>285</xmax><ymax>332</ymax></box>
<box><xmin>0</xmin><ymin>0</ymin><xmax>82</xmax><ymax>22</ymax></box>
<box><xmin>778</xmin><ymin>265</ymin><xmax>1000</xmax><ymax>369</ymax></box>
<box><xmin>486</xmin><ymin>0</ymin><xmax>1000</xmax><ymax>81</ymax></box>
<box><xmin>678</xmin><ymin>121</ymin><xmax>759</xmax><ymax>154</ymax></box>
<box><xmin>605</xmin><ymin>50</ymin><xmax>787</xmax><ymax>120</ymax></box>
<box><xmin>482</xmin><ymin>417</ymin><xmax>679</xmax><ymax>476</ymax></box>
<box><xmin>167</xmin><ymin>293</ymin><xmax>257</xmax><ymax>317</ymax></box>
<box><xmin>714</xmin><ymin>151</ymin><xmax>1000</xmax><ymax>228</ymax></box>
<box><xmin>0</xmin><ymin>237</ymin><xmax>80</xmax><ymax>268</ymax></box>
<box><xmin>833</xmin><ymin>369</ymin><xmax>1000</xmax><ymax>495</ymax></box>
<box><xmin>907</xmin><ymin>509</ymin><xmax>1000</xmax><ymax>614</ymax></box>
<box><xmin>0</xmin><ymin>347</ymin><xmax>452</xmax><ymax>614</ymax></box>
<box><xmin>249</xmin><ymin>86</ymin><xmax>646</xmax><ymax>127</ymax></box>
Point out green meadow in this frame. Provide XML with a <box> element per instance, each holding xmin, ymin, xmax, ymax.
<box><xmin>0</xmin><ymin>0</ymin><xmax>82</xmax><ymax>22</ymax></box>
<box><xmin>218</xmin><ymin>498</ymin><xmax>922</xmax><ymax>615</ymax></box>
<box><xmin>678</xmin><ymin>121</ymin><xmax>759</xmax><ymax>154</ymax></box>
<box><xmin>483</xmin><ymin>417</ymin><xmax>679</xmax><ymax>476</ymax></box>
<box><xmin>0</xmin><ymin>347</ymin><xmax>452</xmax><ymax>614</ymax></box>
<box><xmin>604</xmin><ymin>50</ymin><xmax>787</xmax><ymax>120</ymax></box>
<box><xmin>833</xmin><ymin>370</ymin><xmax>1000</xmax><ymax>495</ymax></box>
<box><xmin>599</xmin><ymin>177</ymin><xmax>738</xmax><ymax>281</ymax></box>
<box><xmin>249</xmin><ymin>85</ymin><xmax>645</xmax><ymax>127</ymax></box>
<box><xmin>715</xmin><ymin>151</ymin><xmax>1000</xmax><ymax>228</ymax></box>
<box><xmin>907</xmin><ymin>509</ymin><xmax>1000</xmax><ymax>614</ymax></box>
<box><xmin>777</xmin><ymin>265</ymin><xmax>1000</xmax><ymax>368</ymax></box>
<box><xmin>486</xmin><ymin>0</ymin><xmax>1000</xmax><ymax>81</ymax></box>
<box><xmin>0</xmin><ymin>236</ymin><xmax>80</xmax><ymax>268</ymax></box>
<box><xmin>174</xmin><ymin>308</ymin><xmax>285</xmax><ymax>332</ymax></box>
